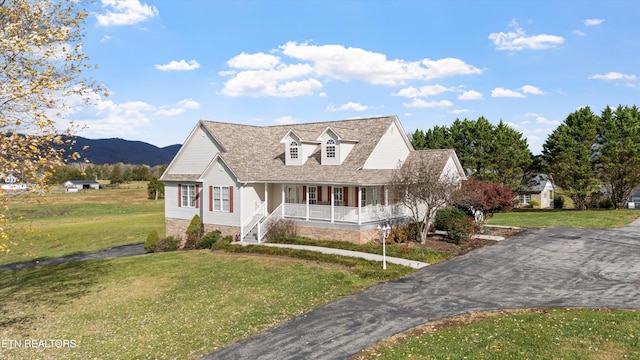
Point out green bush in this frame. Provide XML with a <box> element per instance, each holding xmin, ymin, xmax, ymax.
<box><xmin>196</xmin><ymin>230</ymin><xmax>222</xmax><ymax>249</ymax></box>
<box><xmin>528</xmin><ymin>199</ymin><xmax>540</xmax><ymax>208</ymax></box>
<box><xmin>144</xmin><ymin>230</ymin><xmax>159</xmax><ymax>253</ymax></box>
<box><xmin>211</xmin><ymin>236</ymin><xmax>233</xmax><ymax>250</ymax></box>
<box><xmin>155</xmin><ymin>236</ymin><xmax>180</xmax><ymax>252</ymax></box>
<box><xmin>435</xmin><ymin>207</ymin><xmax>476</xmax><ymax>245</ymax></box>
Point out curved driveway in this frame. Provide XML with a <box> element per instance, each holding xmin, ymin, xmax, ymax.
<box><xmin>204</xmin><ymin>220</ymin><xmax>640</xmax><ymax>359</ymax></box>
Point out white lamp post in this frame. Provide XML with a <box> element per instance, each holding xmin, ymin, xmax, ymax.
<box><xmin>377</xmin><ymin>223</ymin><xmax>391</xmax><ymax>270</ymax></box>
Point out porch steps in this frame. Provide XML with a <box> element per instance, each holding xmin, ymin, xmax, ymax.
<box><xmin>242</xmin><ymin>226</ymin><xmax>260</xmax><ymax>243</ymax></box>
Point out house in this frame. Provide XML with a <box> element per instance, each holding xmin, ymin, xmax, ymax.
<box><xmin>63</xmin><ymin>180</ymin><xmax>101</xmax><ymax>192</ymax></box>
<box><xmin>516</xmin><ymin>174</ymin><xmax>555</xmax><ymax>208</ymax></box>
<box><xmin>0</xmin><ymin>173</ymin><xmax>27</xmax><ymax>192</ymax></box>
<box><xmin>626</xmin><ymin>187</ymin><xmax>640</xmax><ymax>209</ymax></box>
<box><xmin>160</xmin><ymin>116</ymin><xmax>466</xmax><ymax>244</ymax></box>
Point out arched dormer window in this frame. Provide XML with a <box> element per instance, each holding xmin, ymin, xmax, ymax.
<box><xmin>289</xmin><ymin>141</ymin><xmax>299</xmax><ymax>159</ymax></box>
<box><xmin>325</xmin><ymin>139</ymin><xmax>336</xmax><ymax>158</ymax></box>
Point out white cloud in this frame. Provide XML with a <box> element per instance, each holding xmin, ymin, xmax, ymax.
<box><xmin>221</xmin><ymin>63</ymin><xmax>321</xmax><ymax>97</ymax></box>
<box><xmin>227</xmin><ymin>52</ymin><xmax>280</xmax><ymax>70</ymax></box>
<box><xmin>589</xmin><ymin>72</ymin><xmax>637</xmax><ymax>81</ymax></box>
<box><xmin>403</xmin><ymin>99</ymin><xmax>453</xmax><ymax>108</ymax></box>
<box><xmin>491</xmin><ymin>87</ymin><xmax>525</xmax><ymax>98</ymax></box>
<box><xmin>221</xmin><ymin>42</ymin><xmax>481</xmax><ymax>97</ymax></box>
<box><xmin>96</xmin><ymin>0</ymin><xmax>159</xmax><ymax>27</ymax></box>
<box><xmin>100</xmin><ymin>35</ymin><xmax>112</xmax><ymax>43</ymax></box>
<box><xmin>326</xmin><ymin>102</ymin><xmax>369</xmax><ymax>112</ymax></box>
<box><xmin>450</xmin><ymin>109</ymin><xmax>470</xmax><ymax>114</ymax></box>
<box><xmin>521</xmin><ymin>85</ymin><xmax>545</xmax><ymax>95</ymax></box>
<box><xmin>524</xmin><ymin>112</ymin><xmax>540</xmax><ymax>117</ymax></box>
<box><xmin>156</xmin><ymin>98</ymin><xmax>200</xmax><ymax>116</ymax></box>
<box><xmin>393</xmin><ymin>85</ymin><xmax>452</xmax><ymax>98</ymax></box>
<box><xmin>155</xmin><ymin>60</ymin><xmax>200</xmax><ymax>71</ymax></box>
<box><xmin>584</xmin><ymin>18</ymin><xmax>605</xmax><ymax>26</ymax></box>
<box><xmin>535</xmin><ymin>116</ymin><xmax>560</xmax><ymax>125</ymax></box>
<box><xmin>489</xmin><ymin>21</ymin><xmax>564</xmax><ymax>50</ymax></box>
<box><xmin>274</xmin><ymin>116</ymin><xmax>296</xmax><ymax>125</ymax></box>
<box><xmin>572</xmin><ymin>29</ymin><xmax>586</xmax><ymax>36</ymax></box>
<box><xmin>458</xmin><ymin>90</ymin><xmax>483</xmax><ymax>100</ymax></box>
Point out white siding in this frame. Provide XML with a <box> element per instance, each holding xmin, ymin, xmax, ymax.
<box><xmin>200</xmin><ymin>158</ymin><xmax>241</xmax><ymax>227</ymax></box>
<box><xmin>363</xmin><ymin>122</ymin><xmax>411</xmax><ymax>169</ymax></box>
<box><xmin>440</xmin><ymin>156</ymin><xmax>464</xmax><ymax>183</ymax></box>
<box><xmin>242</xmin><ymin>183</ymin><xmax>264</xmax><ymax>218</ymax></box>
<box><xmin>166</xmin><ymin>126</ymin><xmax>221</xmax><ymax>175</ymax></box>
<box><xmin>164</xmin><ymin>182</ymin><xmax>203</xmax><ymax>220</ymax></box>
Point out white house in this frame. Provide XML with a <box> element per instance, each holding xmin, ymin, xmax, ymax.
<box><xmin>516</xmin><ymin>174</ymin><xmax>555</xmax><ymax>209</ymax></box>
<box><xmin>160</xmin><ymin>116</ymin><xmax>466</xmax><ymax>244</ymax></box>
<box><xmin>63</xmin><ymin>180</ymin><xmax>101</xmax><ymax>192</ymax></box>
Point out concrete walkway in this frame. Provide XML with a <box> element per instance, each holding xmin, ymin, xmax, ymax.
<box><xmin>204</xmin><ymin>222</ymin><xmax>640</xmax><ymax>359</ymax></box>
<box><xmin>243</xmin><ymin>243</ymin><xmax>429</xmax><ymax>269</ymax></box>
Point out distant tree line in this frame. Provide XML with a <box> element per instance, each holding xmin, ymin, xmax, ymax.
<box><xmin>412</xmin><ymin>104</ymin><xmax>640</xmax><ymax>210</ymax></box>
<box><xmin>46</xmin><ymin>163</ymin><xmax>169</xmax><ymax>185</ymax></box>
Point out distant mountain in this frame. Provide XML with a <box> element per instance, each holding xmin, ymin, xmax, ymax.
<box><xmin>70</xmin><ymin>137</ymin><xmax>182</xmax><ymax>166</ymax></box>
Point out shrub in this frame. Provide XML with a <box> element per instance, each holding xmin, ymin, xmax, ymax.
<box><xmin>528</xmin><ymin>199</ymin><xmax>540</xmax><ymax>208</ymax></box>
<box><xmin>435</xmin><ymin>207</ymin><xmax>476</xmax><ymax>245</ymax></box>
<box><xmin>155</xmin><ymin>236</ymin><xmax>180</xmax><ymax>252</ymax></box>
<box><xmin>265</xmin><ymin>219</ymin><xmax>298</xmax><ymax>242</ymax></box>
<box><xmin>183</xmin><ymin>214</ymin><xmax>204</xmax><ymax>250</ymax></box>
<box><xmin>211</xmin><ymin>236</ymin><xmax>233</xmax><ymax>250</ymax></box>
<box><xmin>144</xmin><ymin>230</ymin><xmax>159</xmax><ymax>253</ymax></box>
<box><xmin>197</xmin><ymin>230</ymin><xmax>222</xmax><ymax>249</ymax></box>
<box><xmin>553</xmin><ymin>195</ymin><xmax>564</xmax><ymax>209</ymax></box>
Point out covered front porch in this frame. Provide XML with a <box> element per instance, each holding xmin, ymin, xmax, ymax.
<box><xmin>241</xmin><ymin>183</ymin><xmax>410</xmax><ymax>243</ymax></box>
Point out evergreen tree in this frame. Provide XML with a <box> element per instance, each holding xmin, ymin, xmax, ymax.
<box><xmin>542</xmin><ymin>107</ymin><xmax>599</xmax><ymax>210</ymax></box>
<box><xmin>595</xmin><ymin>105</ymin><xmax>640</xmax><ymax>209</ymax></box>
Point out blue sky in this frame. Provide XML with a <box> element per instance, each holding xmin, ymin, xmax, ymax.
<box><xmin>70</xmin><ymin>0</ymin><xmax>640</xmax><ymax>154</ymax></box>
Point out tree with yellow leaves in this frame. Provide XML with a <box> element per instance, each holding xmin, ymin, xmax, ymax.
<box><xmin>1</xmin><ymin>0</ymin><xmax>103</xmax><ymax>251</ymax></box>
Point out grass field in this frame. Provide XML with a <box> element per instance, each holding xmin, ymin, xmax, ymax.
<box><xmin>0</xmin><ymin>183</ymin><xmax>165</xmax><ymax>266</ymax></box>
<box><xmin>487</xmin><ymin>208</ymin><xmax>640</xmax><ymax>229</ymax></box>
<box><xmin>0</xmin><ymin>250</ymin><xmax>382</xmax><ymax>359</ymax></box>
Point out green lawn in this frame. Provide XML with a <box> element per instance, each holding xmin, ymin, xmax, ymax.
<box><xmin>0</xmin><ymin>250</ymin><xmax>383</xmax><ymax>359</ymax></box>
<box><xmin>487</xmin><ymin>208</ymin><xmax>640</xmax><ymax>229</ymax></box>
<box><xmin>355</xmin><ymin>308</ymin><xmax>640</xmax><ymax>359</ymax></box>
<box><xmin>0</xmin><ymin>185</ymin><xmax>165</xmax><ymax>265</ymax></box>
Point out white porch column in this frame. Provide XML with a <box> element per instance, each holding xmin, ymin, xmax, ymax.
<box><xmin>305</xmin><ymin>185</ymin><xmax>309</xmax><ymax>221</ymax></box>
<box><xmin>281</xmin><ymin>184</ymin><xmax>285</xmax><ymax>216</ymax></box>
<box><xmin>357</xmin><ymin>186</ymin><xmax>362</xmax><ymax>225</ymax></box>
<box><xmin>330</xmin><ymin>186</ymin><xmax>335</xmax><ymax>223</ymax></box>
<box><xmin>384</xmin><ymin>186</ymin><xmax>389</xmax><ymax>206</ymax></box>
<box><xmin>264</xmin><ymin>182</ymin><xmax>268</xmax><ymax>216</ymax></box>
<box><xmin>239</xmin><ymin>184</ymin><xmax>243</xmax><ymax>241</ymax></box>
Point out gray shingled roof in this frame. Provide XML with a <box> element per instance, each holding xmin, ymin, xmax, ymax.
<box><xmin>166</xmin><ymin>116</ymin><xmax>456</xmax><ymax>185</ymax></box>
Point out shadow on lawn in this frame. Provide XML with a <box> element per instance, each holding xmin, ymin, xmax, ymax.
<box><xmin>0</xmin><ymin>260</ymin><xmax>113</xmax><ymax>331</ymax></box>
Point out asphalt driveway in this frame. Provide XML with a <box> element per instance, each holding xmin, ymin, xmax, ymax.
<box><xmin>204</xmin><ymin>222</ymin><xmax>640</xmax><ymax>359</ymax></box>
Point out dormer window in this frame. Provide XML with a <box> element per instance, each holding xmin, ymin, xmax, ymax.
<box><xmin>290</xmin><ymin>141</ymin><xmax>299</xmax><ymax>159</ymax></box>
<box><xmin>326</xmin><ymin>139</ymin><xmax>336</xmax><ymax>158</ymax></box>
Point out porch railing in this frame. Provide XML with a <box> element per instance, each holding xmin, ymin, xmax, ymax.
<box><xmin>282</xmin><ymin>203</ymin><xmax>409</xmax><ymax>223</ymax></box>
<box><xmin>257</xmin><ymin>203</ymin><xmax>283</xmax><ymax>243</ymax></box>
<box><xmin>241</xmin><ymin>201</ymin><xmax>266</xmax><ymax>240</ymax></box>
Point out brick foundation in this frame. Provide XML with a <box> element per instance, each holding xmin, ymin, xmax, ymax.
<box><xmin>296</xmin><ymin>225</ymin><xmax>380</xmax><ymax>245</ymax></box>
<box><xmin>166</xmin><ymin>218</ymin><xmax>241</xmax><ymax>242</ymax></box>
<box><xmin>203</xmin><ymin>224</ymin><xmax>241</xmax><ymax>241</ymax></box>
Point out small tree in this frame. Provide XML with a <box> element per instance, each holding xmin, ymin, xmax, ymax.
<box><xmin>183</xmin><ymin>214</ymin><xmax>203</xmax><ymax>249</ymax></box>
<box><xmin>388</xmin><ymin>151</ymin><xmax>461</xmax><ymax>244</ymax></box>
<box><xmin>454</xmin><ymin>179</ymin><xmax>513</xmax><ymax>220</ymax></box>
<box><xmin>147</xmin><ymin>177</ymin><xmax>164</xmax><ymax>200</ymax></box>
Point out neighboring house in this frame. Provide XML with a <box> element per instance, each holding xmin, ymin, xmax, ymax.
<box><xmin>626</xmin><ymin>187</ymin><xmax>640</xmax><ymax>209</ymax></box>
<box><xmin>160</xmin><ymin>116</ymin><xmax>466</xmax><ymax>244</ymax></box>
<box><xmin>516</xmin><ymin>174</ymin><xmax>555</xmax><ymax>209</ymax></box>
<box><xmin>0</xmin><ymin>173</ymin><xmax>27</xmax><ymax>192</ymax></box>
<box><xmin>63</xmin><ymin>180</ymin><xmax>101</xmax><ymax>192</ymax></box>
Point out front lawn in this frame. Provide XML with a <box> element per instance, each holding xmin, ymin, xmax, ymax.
<box><xmin>0</xmin><ymin>250</ymin><xmax>386</xmax><ymax>359</ymax></box>
<box><xmin>487</xmin><ymin>208</ymin><xmax>640</xmax><ymax>228</ymax></box>
<box><xmin>355</xmin><ymin>308</ymin><xmax>640</xmax><ymax>359</ymax></box>
<box><xmin>0</xmin><ymin>184</ymin><xmax>164</xmax><ymax>266</ymax></box>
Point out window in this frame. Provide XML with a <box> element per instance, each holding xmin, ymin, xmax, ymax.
<box><xmin>308</xmin><ymin>186</ymin><xmax>317</xmax><ymax>204</ymax></box>
<box><xmin>360</xmin><ymin>187</ymin><xmax>366</xmax><ymax>206</ymax></box>
<box><xmin>213</xmin><ymin>186</ymin><xmax>230</xmax><ymax>211</ymax></box>
<box><xmin>371</xmin><ymin>187</ymin><xmax>378</xmax><ymax>205</ymax></box>
<box><xmin>518</xmin><ymin>194</ymin><xmax>531</xmax><ymax>204</ymax></box>
<box><xmin>333</xmin><ymin>187</ymin><xmax>343</xmax><ymax>205</ymax></box>
<box><xmin>182</xmin><ymin>185</ymin><xmax>196</xmax><ymax>207</ymax></box>
<box><xmin>326</xmin><ymin>139</ymin><xmax>336</xmax><ymax>158</ymax></box>
<box><xmin>289</xmin><ymin>141</ymin><xmax>299</xmax><ymax>159</ymax></box>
